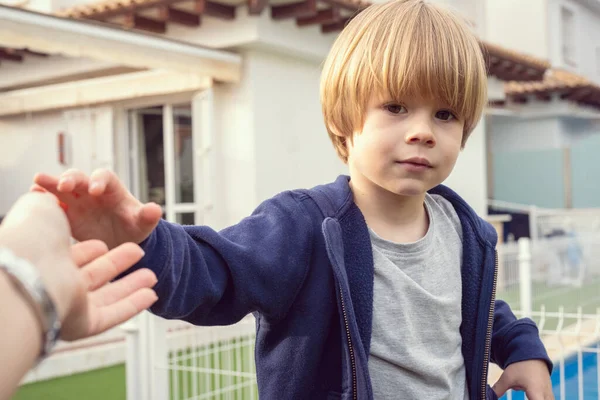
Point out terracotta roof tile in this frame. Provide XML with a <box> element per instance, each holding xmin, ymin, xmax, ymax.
<box><xmin>482</xmin><ymin>41</ymin><xmax>550</xmax><ymax>75</ymax></box>
<box><xmin>506</xmin><ymin>69</ymin><xmax>592</xmax><ymax>95</ymax></box>
<box><xmin>504</xmin><ymin>69</ymin><xmax>600</xmax><ymax>109</ymax></box>
<box><xmin>58</xmin><ymin>0</ymin><xmax>368</xmax><ymax>18</ymax></box>
<box><xmin>56</xmin><ymin>0</ymin><xmax>549</xmax><ymax>81</ymax></box>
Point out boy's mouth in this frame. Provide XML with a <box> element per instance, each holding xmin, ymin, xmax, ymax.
<box><xmin>397</xmin><ymin>157</ymin><xmax>432</xmax><ymax>169</ymax></box>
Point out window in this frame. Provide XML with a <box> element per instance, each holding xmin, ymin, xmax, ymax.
<box><xmin>126</xmin><ymin>91</ymin><xmax>215</xmax><ymax>226</ymax></box>
<box><xmin>561</xmin><ymin>6</ymin><xmax>576</xmax><ymax>66</ymax></box>
<box><xmin>129</xmin><ymin>103</ymin><xmax>196</xmax><ymax>224</ymax></box>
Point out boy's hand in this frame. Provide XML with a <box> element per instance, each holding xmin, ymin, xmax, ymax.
<box><xmin>33</xmin><ymin>169</ymin><xmax>163</xmax><ymax>249</ymax></box>
<box><xmin>492</xmin><ymin>359</ymin><xmax>554</xmax><ymax>400</ymax></box>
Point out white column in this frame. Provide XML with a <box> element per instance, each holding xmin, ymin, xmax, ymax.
<box><xmin>518</xmin><ymin>237</ymin><xmax>533</xmax><ymax>318</ymax></box>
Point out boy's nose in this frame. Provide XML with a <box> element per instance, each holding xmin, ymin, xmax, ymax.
<box><xmin>405</xmin><ymin>130</ymin><xmax>436</xmax><ymax>147</ymax></box>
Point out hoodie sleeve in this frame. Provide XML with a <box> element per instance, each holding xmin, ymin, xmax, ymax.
<box><xmin>490</xmin><ymin>300</ymin><xmax>553</xmax><ymax>373</ymax></box>
<box><xmin>133</xmin><ymin>191</ymin><xmax>315</xmax><ymax>325</ymax></box>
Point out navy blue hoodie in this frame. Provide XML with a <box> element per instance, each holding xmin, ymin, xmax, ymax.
<box><xmin>136</xmin><ymin>175</ymin><xmax>551</xmax><ymax>400</ymax></box>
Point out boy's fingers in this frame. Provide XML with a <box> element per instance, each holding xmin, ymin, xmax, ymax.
<box><xmin>33</xmin><ymin>174</ymin><xmax>81</xmax><ymax>207</ymax></box>
<box><xmin>492</xmin><ymin>374</ymin><xmax>511</xmax><ymax>398</ymax></box>
<box><xmin>71</xmin><ymin>240</ymin><xmax>109</xmax><ymax>267</ymax></box>
<box><xmin>34</xmin><ymin>173</ymin><xmax>61</xmax><ymax>194</ymax></box>
<box><xmin>91</xmin><ymin>269</ymin><xmax>158</xmax><ymax>307</ymax></box>
<box><xmin>58</xmin><ymin>169</ymin><xmax>89</xmax><ymax>195</ymax></box>
<box><xmin>90</xmin><ymin>168</ymin><xmax>125</xmax><ymax>197</ymax></box>
<box><xmin>81</xmin><ymin>243</ymin><xmax>146</xmax><ymax>290</ymax></box>
<box><xmin>137</xmin><ymin>203</ymin><xmax>163</xmax><ymax>229</ymax></box>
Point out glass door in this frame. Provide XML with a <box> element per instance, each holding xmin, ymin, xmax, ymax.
<box><xmin>127</xmin><ymin>91</ymin><xmax>212</xmax><ymax>225</ymax></box>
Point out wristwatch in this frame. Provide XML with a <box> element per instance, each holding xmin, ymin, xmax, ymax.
<box><xmin>0</xmin><ymin>247</ymin><xmax>61</xmax><ymax>363</ymax></box>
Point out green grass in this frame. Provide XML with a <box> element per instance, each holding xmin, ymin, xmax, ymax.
<box><xmin>497</xmin><ymin>277</ymin><xmax>600</xmax><ymax>330</ymax></box>
<box><xmin>13</xmin><ymin>336</ymin><xmax>257</xmax><ymax>400</ymax></box>
<box><xmin>14</xmin><ymin>364</ymin><xmax>126</xmax><ymax>400</ymax></box>
<box><xmin>167</xmin><ymin>337</ymin><xmax>257</xmax><ymax>400</ymax></box>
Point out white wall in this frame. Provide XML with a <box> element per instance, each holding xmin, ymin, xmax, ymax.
<box><xmin>0</xmin><ymin>106</ymin><xmax>114</xmax><ymax>215</ymax></box>
<box><xmin>443</xmin><ymin>119</ymin><xmax>488</xmax><ymax>216</ymax></box>
<box><xmin>489</xmin><ymin>116</ymin><xmax>563</xmax><ymax>152</ymax></box>
<box><xmin>248</xmin><ymin>50</ymin><xmax>347</xmax><ymax>204</ymax></box>
<box><xmin>0</xmin><ymin>56</ymin><xmax>122</xmax><ymax>91</ymax></box>
<box><xmin>485</xmin><ymin>0</ymin><xmax>600</xmax><ymax>83</ymax></box>
<box><xmin>212</xmin><ymin>57</ymin><xmax>259</xmax><ymax>229</ymax></box>
<box><xmin>547</xmin><ymin>0</ymin><xmax>600</xmax><ymax>83</ymax></box>
<box><xmin>489</xmin><ymin>114</ymin><xmax>600</xmax><ymax>154</ymax></box>
<box><xmin>484</xmin><ymin>0</ymin><xmax>549</xmax><ymax>59</ymax></box>
<box><xmin>210</xmin><ymin>48</ymin><xmax>346</xmax><ymax>229</ymax></box>
<box><xmin>163</xmin><ymin>7</ymin><xmax>337</xmax><ymax>63</ymax></box>
<box><xmin>0</xmin><ymin>112</ymin><xmax>67</xmax><ymax>215</ymax></box>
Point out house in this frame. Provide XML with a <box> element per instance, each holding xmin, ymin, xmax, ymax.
<box><xmin>0</xmin><ymin>0</ymin><xmax>550</xmax><ymax>232</ymax></box>
<box><xmin>0</xmin><ymin>0</ymin><xmax>557</xmax><ymax>389</ymax></box>
<box><xmin>484</xmin><ymin>0</ymin><xmax>600</xmax><ymax>210</ymax></box>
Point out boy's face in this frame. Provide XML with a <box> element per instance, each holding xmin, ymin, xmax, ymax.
<box><xmin>347</xmin><ymin>95</ymin><xmax>464</xmax><ymax>198</ymax></box>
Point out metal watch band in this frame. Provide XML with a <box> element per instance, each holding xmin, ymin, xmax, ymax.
<box><xmin>0</xmin><ymin>247</ymin><xmax>61</xmax><ymax>361</ymax></box>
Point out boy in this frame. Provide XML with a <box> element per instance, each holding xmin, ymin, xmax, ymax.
<box><xmin>34</xmin><ymin>0</ymin><xmax>553</xmax><ymax>398</ymax></box>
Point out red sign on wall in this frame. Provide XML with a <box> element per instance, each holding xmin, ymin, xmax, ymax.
<box><xmin>58</xmin><ymin>132</ymin><xmax>71</xmax><ymax>166</ymax></box>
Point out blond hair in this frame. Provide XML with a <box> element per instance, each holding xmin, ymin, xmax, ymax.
<box><xmin>320</xmin><ymin>0</ymin><xmax>488</xmax><ymax>162</ymax></box>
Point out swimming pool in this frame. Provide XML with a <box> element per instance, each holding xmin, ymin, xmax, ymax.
<box><xmin>500</xmin><ymin>347</ymin><xmax>599</xmax><ymax>400</ymax></box>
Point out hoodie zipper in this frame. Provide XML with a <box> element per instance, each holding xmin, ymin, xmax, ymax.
<box><xmin>481</xmin><ymin>250</ymin><xmax>499</xmax><ymax>399</ymax></box>
<box><xmin>339</xmin><ymin>287</ymin><xmax>357</xmax><ymax>400</ymax></box>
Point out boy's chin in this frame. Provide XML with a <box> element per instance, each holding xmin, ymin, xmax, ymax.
<box><xmin>384</xmin><ymin>180</ymin><xmax>436</xmax><ymax>198</ymax></box>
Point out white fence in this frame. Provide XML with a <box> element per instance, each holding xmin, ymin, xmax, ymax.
<box><xmin>497</xmin><ymin>236</ymin><xmax>600</xmax><ymax>319</ymax></box>
<box><xmin>124</xmin><ymin>313</ymin><xmax>257</xmax><ymax>400</ymax></box>
<box><xmin>491</xmin><ymin>308</ymin><xmax>600</xmax><ymax>400</ymax></box>
<box><xmin>495</xmin><ymin>236</ymin><xmax>600</xmax><ymax>399</ymax></box>
<box><xmin>488</xmin><ymin>199</ymin><xmax>600</xmax><ymax>241</ymax></box>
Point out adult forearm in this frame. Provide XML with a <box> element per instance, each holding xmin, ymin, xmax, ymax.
<box><xmin>0</xmin><ymin>271</ymin><xmax>42</xmax><ymax>400</ymax></box>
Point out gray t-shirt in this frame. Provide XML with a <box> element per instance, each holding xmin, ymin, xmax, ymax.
<box><xmin>368</xmin><ymin>193</ymin><xmax>468</xmax><ymax>399</ymax></box>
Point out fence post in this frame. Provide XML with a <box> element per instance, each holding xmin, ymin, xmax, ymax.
<box><xmin>518</xmin><ymin>237</ymin><xmax>533</xmax><ymax>318</ymax></box>
<box><xmin>123</xmin><ymin>312</ymin><xmax>169</xmax><ymax>400</ymax></box>
<box><xmin>529</xmin><ymin>205</ymin><xmax>538</xmax><ymax>242</ymax></box>
<box><xmin>122</xmin><ymin>313</ymin><xmax>147</xmax><ymax>400</ymax></box>
<box><xmin>149</xmin><ymin>315</ymin><xmax>169</xmax><ymax>400</ymax></box>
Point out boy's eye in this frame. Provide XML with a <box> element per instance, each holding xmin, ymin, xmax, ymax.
<box><xmin>436</xmin><ymin>110</ymin><xmax>456</xmax><ymax>121</ymax></box>
<box><xmin>384</xmin><ymin>104</ymin><xmax>406</xmax><ymax>114</ymax></box>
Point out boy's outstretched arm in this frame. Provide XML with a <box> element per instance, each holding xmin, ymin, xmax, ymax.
<box><xmin>33</xmin><ymin>169</ymin><xmax>315</xmax><ymax>325</ymax></box>
<box><xmin>490</xmin><ymin>300</ymin><xmax>554</xmax><ymax>399</ymax></box>
<box><xmin>134</xmin><ymin>193</ymin><xmax>315</xmax><ymax>324</ymax></box>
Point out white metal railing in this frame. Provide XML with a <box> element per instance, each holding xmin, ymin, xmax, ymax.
<box><xmin>496</xmin><ymin>307</ymin><xmax>600</xmax><ymax>400</ymax></box>
<box><xmin>162</xmin><ymin>317</ymin><xmax>257</xmax><ymax>400</ymax></box>
<box><xmin>125</xmin><ymin>313</ymin><xmax>257</xmax><ymax>400</ymax></box>
<box><xmin>497</xmin><ymin>236</ymin><xmax>600</xmax><ymax>319</ymax></box>
<box><xmin>496</xmin><ymin>236</ymin><xmax>600</xmax><ymax>399</ymax></box>
<box><xmin>488</xmin><ymin>199</ymin><xmax>600</xmax><ymax>241</ymax></box>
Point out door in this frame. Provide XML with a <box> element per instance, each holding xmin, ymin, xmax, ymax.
<box><xmin>127</xmin><ymin>90</ymin><xmax>214</xmax><ymax>225</ymax></box>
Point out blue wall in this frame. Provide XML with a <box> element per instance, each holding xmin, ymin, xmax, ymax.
<box><xmin>571</xmin><ymin>135</ymin><xmax>600</xmax><ymax>208</ymax></box>
<box><xmin>493</xmin><ymin>149</ymin><xmax>565</xmax><ymax>208</ymax></box>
